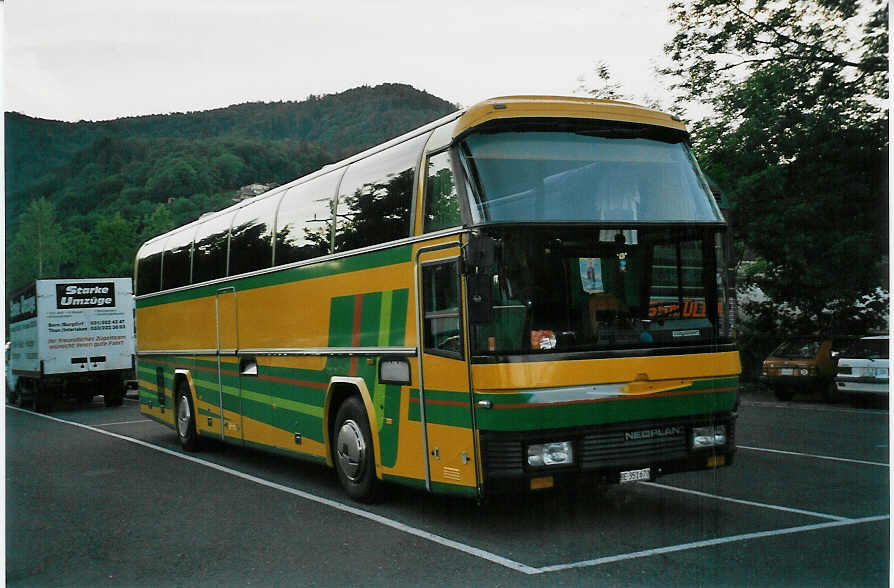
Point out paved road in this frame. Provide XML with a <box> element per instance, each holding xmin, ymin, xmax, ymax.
<box><xmin>6</xmin><ymin>390</ymin><xmax>890</xmax><ymax>586</ymax></box>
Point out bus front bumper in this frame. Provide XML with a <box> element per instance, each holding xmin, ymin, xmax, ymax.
<box><xmin>479</xmin><ymin>413</ymin><xmax>736</xmax><ymax>493</ymax></box>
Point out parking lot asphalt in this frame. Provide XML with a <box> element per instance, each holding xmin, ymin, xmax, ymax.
<box><xmin>5</xmin><ymin>389</ymin><xmax>890</xmax><ymax>586</ymax></box>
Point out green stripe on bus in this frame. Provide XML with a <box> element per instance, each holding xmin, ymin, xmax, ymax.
<box><xmin>388</xmin><ymin>288</ymin><xmax>409</xmax><ymax>346</ymax></box>
<box><xmin>474</xmin><ymin>387</ymin><xmax>739</xmax><ymax>431</ymax></box>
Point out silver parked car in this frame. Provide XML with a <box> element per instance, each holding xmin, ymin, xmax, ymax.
<box><xmin>835</xmin><ymin>336</ymin><xmax>889</xmax><ymax>404</ymax></box>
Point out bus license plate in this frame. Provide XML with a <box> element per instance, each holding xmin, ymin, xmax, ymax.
<box><xmin>620</xmin><ymin>468</ymin><xmax>651</xmax><ymax>483</ymax></box>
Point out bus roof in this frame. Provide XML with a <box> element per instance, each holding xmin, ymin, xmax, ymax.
<box><xmin>455</xmin><ymin>95</ymin><xmax>687</xmax><ymax>137</ymax></box>
<box><xmin>139</xmin><ymin>96</ymin><xmax>688</xmax><ymax>250</ymax></box>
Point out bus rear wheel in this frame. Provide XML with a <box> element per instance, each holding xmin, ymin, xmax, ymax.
<box><xmin>175</xmin><ymin>382</ymin><xmax>200</xmax><ymax>452</ymax></box>
<box><xmin>332</xmin><ymin>396</ymin><xmax>382</xmax><ymax>503</ymax></box>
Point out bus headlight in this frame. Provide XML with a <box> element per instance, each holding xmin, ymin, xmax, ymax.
<box><xmin>527</xmin><ymin>441</ymin><xmax>574</xmax><ymax>467</ymax></box>
<box><xmin>692</xmin><ymin>425</ymin><xmax>727</xmax><ymax>449</ymax></box>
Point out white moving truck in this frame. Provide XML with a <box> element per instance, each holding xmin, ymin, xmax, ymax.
<box><xmin>7</xmin><ymin>278</ymin><xmax>136</xmax><ymax>411</ymax></box>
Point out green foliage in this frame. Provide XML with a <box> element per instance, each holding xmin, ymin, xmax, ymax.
<box><xmin>7</xmin><ymin>198</ymin><xmax>68</xmax><ymax>288</ymax></box>
<box><xmin>662</xmin><ymin>0</ymin><xmax>889</xmax><ymax>344</ymax></box>
<box><xmin>139</xmin><ymin>203</ymin><xmax>175</xmax><ymax>243</ymax></box>
<box><xmin>575</xmin><ymin>61</ymin><xmax>625</xmax><ymax>101</ymax></box>
<box><xmin>5</xmin><ymin>84</ymin><xmax>458</xmax><ymax>294</ymax></box>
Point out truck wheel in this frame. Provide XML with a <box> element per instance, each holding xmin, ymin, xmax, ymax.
<box><xmin>14</xmin><ymin>380</ymin><xmax>27</xmax><ymax>408</ymax></box>
<box><xmin>332</xmin><ymin>396</ymin><xmax>382</xmax><ymax>503</ymax></box>
<box><xmin>33</xmin><ymin>381</ymin><xmax>54</xmax><ymax>413</ymax></box>
<box><xmin>176</xmin><ymin>382</ymin><xmax>200</xmax><ymax>452</ymax></box>
<box><xmin>102</xmin><ymin>374</ymin><xmax>124</xmax><ymax>407</ymax></box>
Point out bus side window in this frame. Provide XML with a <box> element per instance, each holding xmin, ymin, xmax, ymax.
<box><xmin>192</xmin><ymin>213</ymin><xmax>232</xmax><ymax>283</ymax></box>
<box><xmin>274</xmin><ymin>171</ymin><xmax>343</xmax><ymax>265</ymax></box>
<box><xmin>424</xmin><ymin>150</ymin><xmax>461</xmax><ymax>233</ymax></box>
<box><xmin>136</xmin><ymin>240</ymin><xmax>164</xmax><ymax>295</ymax></box>
<box><xmin>334</xmin><ymin>133</ymin><xmax>429</xmax><ymax>252</ymax></box>
<box><xmin>161</xmin><ymin>228</ymin><xmax>194</xmax><ymax>290</ymax></box>
<box><xmin>230</xmin><ymin>192</ymin><xmax>280</xmax><ymax>275</ymax></box>
<box><xmin>421</xmin><ymin>260</ymin><xmax>463</xmax><ymax>358</ymax></box>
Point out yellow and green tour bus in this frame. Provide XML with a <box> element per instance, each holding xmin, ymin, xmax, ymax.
<box><xmin>135</xmin><ymin>96</ymin><xmax>741</xmax><ymax>501</ymax></box>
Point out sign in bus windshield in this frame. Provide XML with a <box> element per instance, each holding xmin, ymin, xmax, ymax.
<box><xmin>466</xmin><ymin>225</ymin><xmax>728</xmax><ymax>356</ymax></box>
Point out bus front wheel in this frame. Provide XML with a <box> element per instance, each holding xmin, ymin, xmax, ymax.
<box><xmin>332</xmin><ymin>396</ymin><xmax>382</xmax><ymax>503</ymax></box>
<box><xmin>176</xmin><ymin>382</ymin><xmax>200</xmax><ymax>452</ymax></box>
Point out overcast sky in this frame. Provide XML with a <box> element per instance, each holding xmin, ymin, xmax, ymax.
<box><xmin>4</xmin><ymin>0</ymin><xmax>678</xmax><ymax>123</ymax></box>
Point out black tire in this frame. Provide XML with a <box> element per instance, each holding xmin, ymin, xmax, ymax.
<box><xmin>103</xmin><ymin>374</ymin><xmax>124</xmax><ymax>407</ymax></box>
<box><xmin>7</xmin><ymin>379</ymin><xmax>18</xmax><ymax>405</ymax></box>
<box><xmin>14</xmin><ymin>380</ymin><xmax>27</xmax><ymax>408</ymax></box>
<box><xmin>175</xmin><ymin>382</ymin><xmax>200</xmax><ymax>452</ymax></box>
<box><xmin>332</xmin><ymin>396</ymin><xmax>382</xmax><ymax>503</ymax></box>
<box><xmin>32</xmin><ymin>381</ymin><xmax>54</xmax><ymax>413</ymax></box>
<box><xmin>820</xmin><ymin>379</ymin><xmax>839</xmax><ymax>403</ymax></box>
<box><xmin>773</xmin><ymin>386</ymin><xmax>794</xmax><ymax>401</ymax></box>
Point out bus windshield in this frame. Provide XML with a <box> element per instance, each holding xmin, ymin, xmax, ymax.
<box><xmin>468</xmin><ymin>226</ymin><xmax>729</xmax><ymax>357</ymax></box>
<box><xmin>460</xmin><ymin>125</ymin><xmax>722</xmax><ymax>224</ymax></box>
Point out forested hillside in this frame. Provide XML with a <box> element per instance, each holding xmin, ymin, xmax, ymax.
<box><xmin>5</xmin><ymin>84</ymin><xmax>458</xmax><ymax>292</ymax></box>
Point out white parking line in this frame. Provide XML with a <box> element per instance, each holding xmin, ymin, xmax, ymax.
<box><xmin>642</xmin><ymin>482</ymin><xmax>849</xmax><ymax>521</ymax></box>
<box><xmin>8</xmin><ymin>405</ymin><xmax>889</xmax><ymax>577</ymax></box>
<box><xmin>96</xmin><ymin>419</ymin><xmax>153</xmax><ymax>427</ymax></box>
<box><xmin>538</xmin><ymin>515</ymin><xmax>890</xmax><ymax>573</ymax></box>
<box><xmin>740</xmin><ymin>399</ymin><xmax>888</xmax><ymax>415</ymax></box>
<box><xmin>737</xmin><ymin>445</ymin><xmax>889</xmax><ymax>467</ymax></box>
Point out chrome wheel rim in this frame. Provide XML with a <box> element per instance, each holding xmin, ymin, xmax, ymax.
<box><xmin>177</xmin><ymin>396</ymin><xmax>191</xmax><ymax>438</ymax></box>
<box><xmin>335</xmin><ymin>419</ymin><xmax>366</xmax><ymax>481</ymax></box>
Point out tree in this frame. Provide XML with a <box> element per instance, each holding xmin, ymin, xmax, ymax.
<box><xmin>139</xmin><ymin>203</ymin><xmax>174</xmax><ymax>243</ymax></box>
<box><xmin>574</xmin><ymin>61</ymin><xmax>668</xmax><ymax>111</ymax></box>
<box><xmin>661</xmin><ymin>0</ymin><xmax>888</xmax><ymax>355</ymax></box>
<box><xmin>7</xmin><ymin>197</ymin><xmax>68</xmax><ymax>291</ymax></box>
<box><xmin>575</xmin><ymin>61</ymin><xmax>626</xmax><ymax>101</ymax></box>
<box><xmin>85</xmin><ymin>212</ymin><xmax>137</xmax><ymax>277</ymax></box>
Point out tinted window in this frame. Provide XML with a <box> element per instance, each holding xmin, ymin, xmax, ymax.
<box><xmin>461</xmin><ymin>129</ymin><xmax>722</xmax><ymax>224</ymax></box>
<box><xmin>275</xmin><ymin>172</ymin><xmax>343</xmax><ymax>265</ymax></box>
<box><xmin>422</xmin><ymin>260</ymin><xmax>463</xmax><ymax>357</ymax></box>
<box><xmin>230</xmin><ymin>194</ymin><xmax>280</xmax><ymax>275</ymax></box>
<box><xmin>193</xmin><ymin>213</ymin><xmax>232</xmax><ymax>283</ymax></box>
<box><xmin>334</xmin><ymin>133</ymin><xmax>428</xmax><ymax>252</ymax></box>
<box><xmin>424</xmin><ymin>150</ymin><xmax>461</xmax><ymax>232</ymax></box>
<box><xmin>162</xmin><ymin>228</ymin><xmax>195</xmax><ymax>290</ymax></box>
<box><xmin>772</xmin><ymin>339</ymin><xmax>821</xmax><ymax>359</ymax></box>
<box><xmin>136</xmin><ymin>240</ymin><xmax>164</xmax><ymax>295</ymax></box>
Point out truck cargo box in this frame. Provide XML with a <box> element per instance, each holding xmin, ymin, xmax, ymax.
<box><xmin>8</xmin><ymin>278</ymin><xmax>135</xmax><ymax>411</ymax></box>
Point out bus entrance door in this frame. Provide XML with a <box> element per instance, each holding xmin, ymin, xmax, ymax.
<box><xmin>215</xmin><ymin>287</ymin><xmax>242</xmax><ymax>442</ymax></box>
<box><xmin>417</xmin><ymin>250</ymin><xmax>479</xmax><ymax>495</ymax></box>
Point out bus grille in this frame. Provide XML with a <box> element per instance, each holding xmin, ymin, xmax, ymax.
<box><xmin>483</xmin><ymin>440</ymin><xmax>524</xmax><ymax>478</ymax></box>
<box><xmin>578</xmin><ymin>429</ymin><xmax>688</xmax><ymax>469</ymax></box>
